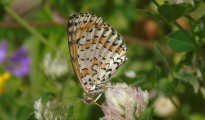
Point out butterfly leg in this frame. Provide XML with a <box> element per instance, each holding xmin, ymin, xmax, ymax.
<box><xmin>94</xmin><ymin>93</ymin><xmax>102</xmax><ymax>103</ymax></box>
<box><xmin>93</xmin><ymin>93</ymin><xmax>102</xmax><ymax>107</ymax></box>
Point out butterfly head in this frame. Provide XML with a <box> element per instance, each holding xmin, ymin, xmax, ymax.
<box><xmin>82</xmin><ymin>97</ymin><xmax>93</xmax><ymax>104</ymax></box>
<box><xmin>82</xmin><ymin>90</ymin><xmax>94</xmax><ymax>104</ymax></box>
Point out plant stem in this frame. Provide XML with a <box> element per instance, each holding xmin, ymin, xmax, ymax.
<box><xmin>173</xmin><ymin>21</ymin><xmax>193</xmax><ymax>42</ymax></box>
<box><xmin>185</xmin><ymin>15</ymin><xmax>205</xmax><ymax>80</ymax></box>
<box><xmin>155</xmin><ymin>43</ymin><xmax>175</xmax><ymax>77</ymax></box>
<box><xmin>4</xmin><ymin>6</ymin><xmax>60</xmax><ymax>53</ymax></box>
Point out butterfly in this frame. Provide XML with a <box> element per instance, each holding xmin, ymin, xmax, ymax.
<box><xmin>67</xmin><ymin>13</ymin><xmax>127</xmax><ymax>104</ymax></box>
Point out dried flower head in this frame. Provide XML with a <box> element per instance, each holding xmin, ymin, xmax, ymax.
<box><xmin>101</xmin><ymin>83</ymin><xmax>149</xmax><ymax>120</ymax></box>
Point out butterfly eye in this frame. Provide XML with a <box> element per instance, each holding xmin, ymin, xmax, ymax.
<box><xmin>84</xmin><ymin>97</ymin><xmax>92</xmax><ymax>104</ymax></box>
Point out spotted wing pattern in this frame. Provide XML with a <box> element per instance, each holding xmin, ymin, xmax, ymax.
<box><xmin>67</xmin><ymin>13</ymin><xmax>127</xmax><ymax>95</ymax></box>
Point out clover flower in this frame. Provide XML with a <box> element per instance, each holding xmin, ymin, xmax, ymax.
<box><xmin>101</xmin><ymin>83</ymin><xmax>149</xmax><ymax>120</ymax></box>
<box><xmin>6</xmin><ymin>47</ymin><xmax>31</xmax><ymax>77</ymax></box>
<box><xmin>34</xmin><ymin>98</ymin><xmax>43</xmax><ymax>120</ymax></box>
<box><xmin>124</xmin><ymin>70</ymin><xmax>136</xmax><ymax>78</ymax></box>
<box><xmin>43</xmin><ymin>53</ymin><xmax>68</xmax><ymax>79</ymax></box>
<box><xmin>34</xmin><ymin>97</ymin><xmax>73</xmax><ymax>120</ymax></box>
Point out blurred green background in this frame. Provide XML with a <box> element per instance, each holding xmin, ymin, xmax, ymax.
<box><xmin>0</xmin><ymin>0</ymin><xmax>205</xmax><ymax>120</ymax></box>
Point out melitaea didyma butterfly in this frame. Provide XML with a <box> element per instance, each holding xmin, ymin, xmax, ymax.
<box><xmin>67</xmin><ymin>13</ymin><xmax>127</xmax><ymax>104</ymax></box>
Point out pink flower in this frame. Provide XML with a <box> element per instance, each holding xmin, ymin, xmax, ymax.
<box><xmin>101</xmin><ymin>83</ymin><xmax>149</xmax><ymax>120</ymax></box>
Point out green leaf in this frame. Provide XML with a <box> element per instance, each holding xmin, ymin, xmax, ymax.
<box><xmin>140</xmin><ymin>107</ymin><xmax>154</xmax><ymax>120</ymax></box>
<box><xmin>158</xmin><ymin>3</ymin><xmax>192</xmax><ymax>21</ymax></box>
<box><xmin>177</xmin><ymin>72</ymin><xmax>200</xmax><ymax>93</ymax></box>
<box><xmin>168</xmin><ymin>30</ymin><xmax>195</xmax><ymax>52</ymax></box>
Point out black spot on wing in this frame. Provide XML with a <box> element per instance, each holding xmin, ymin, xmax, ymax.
<box><xmin>86</xmin><ymin>39</ymin><xmax>91</xmax><ymax>42</ymax></box>
<box><xmin>114</xmin><ymin>61</ymin><xmax>120</xmax><ymax>66</ymax></box>
<box><xmin>91</xmin><ymin>65</ymin><xmax>97</xmax><ymax>77</ymax></box>
<box><xmin>94</xmin><ymin>35</ymin><xmax>99</xmax><ymax>38</ymax></box>
<box><xmin>112</xmin><ymin>42</ymin><xmax>118</xmax><ymax>46</ymax></box>
<box><xmin>110</xmin><ymin>57</ymin><xmax>114</xmax><ymax>61</ymax></box>
<box><xmin>76</xmin><ymin>38</ymin><xmax>80</xmax><ymax>44</ymax></box>
<box><xmin>84</xmin><ymin>82</ymin><xmax>87</xmax><ymax>85</ymax></box>
<box><xmin>106</xmin><ymin>69</ymin><xmax>112</xmax><ymax>72</ymax></box>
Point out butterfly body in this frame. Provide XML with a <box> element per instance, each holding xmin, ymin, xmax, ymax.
<box><xmin>67</xmin><ymin>13</ymin><xmax>127</xmax><ymax>104</ymax></box>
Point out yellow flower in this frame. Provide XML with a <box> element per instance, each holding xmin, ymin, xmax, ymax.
<box><xmin>0</xmin><ymin>72</ymin><xmax>11</xmax><ymax>94</ymax></box>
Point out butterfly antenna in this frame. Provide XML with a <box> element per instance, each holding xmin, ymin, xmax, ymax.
<box><xmin>48</xmin><ymin>94</ymin><xmax>81</xmax><ymax>100</ymax></box>
<box><xmin>60</xmin><ymin>97</ymin><xmax>82</xmax><ymax>100</ymax></box>
<box><xmin>76</xmin><ymin>98</ymin><xmax>84</xmax><ymax>103</ymax></box>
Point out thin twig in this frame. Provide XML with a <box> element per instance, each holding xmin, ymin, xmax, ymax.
<box><xmin>124</xmin><ymin>35</ymin><xmax>155</xmax><ymax>49</ymax></box>
<box><xmin>155</xmin><ymin>43</ymin><xmax>175</xmax><ymax>77</ymax></box>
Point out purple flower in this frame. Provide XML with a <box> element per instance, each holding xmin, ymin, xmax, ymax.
<box><xmin>0</xmin><ymin>40</ymin><xmax>8</xmax><ymax>63</ymax></box>
<box><xmin>6</xmin><ymin>47</ymin><xmax>31</xmax><ymax>77</ymax></box>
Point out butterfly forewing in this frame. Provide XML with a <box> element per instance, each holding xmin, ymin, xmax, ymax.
<box><xmin>67</xmin><ymin>13</ymin><xmax>127</xmax><ymax>96</ymax></box>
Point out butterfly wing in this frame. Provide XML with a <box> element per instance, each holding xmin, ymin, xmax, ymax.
<box><xmin>67</xmin><ymin>13</ymin><xmax>127</xmax><ymax>93</ymax></box>
<box><xmin>67</xmin><ymin>13</ymin><xmax>109</xmax><ymax>86</ymax></box>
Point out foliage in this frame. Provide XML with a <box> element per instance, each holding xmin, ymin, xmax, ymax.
<box><xmin>0</xmin><ymin>0</ymin><xmax>205</xmax><ymax>120</ymax></box>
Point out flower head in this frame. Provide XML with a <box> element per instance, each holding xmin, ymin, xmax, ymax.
<box><xmin>0</xmin><ymin>40</ymin><xmax>8</xmax><ymax>63</ymax></box>
<box><xmin>34</xmin><ymin>98</ymin><xmax>43</xmax><ymax>120</ymax></box>
<box><xmin>6</xmin><ymin>47</ymin><xmax>31</xmax><ymax>77</ymax></box>
<box><xmin>43</xmin><ymin>53</ymin><xmax>68</xmax><ymax>79</ymax></box>
<box><xmin>124</xmin><ymin>70</ymin><xmax>136</xmax><ymax>78</ymax></box>
<box><xmin>101</xmin><ymin>83</ymin><xmax>149</xmax><ymax>120</ymax></box>
<box><xmin>34</xmin><ymin>97</ymin><xmax>73</xmax><ymax>120</ymax></box>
